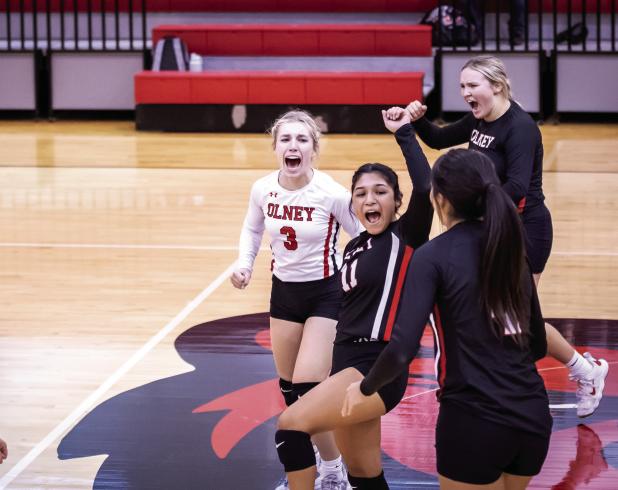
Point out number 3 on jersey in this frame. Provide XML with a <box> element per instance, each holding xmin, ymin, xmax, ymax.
<box><xmin>280</xmin><ymin>226</ymin><xmax>298</xmax><ymax>251</ymax></box>
<box><xmin>341</xmin><ymin>259</ymin><xmax>358</xmax><ymax>292</ymax></box>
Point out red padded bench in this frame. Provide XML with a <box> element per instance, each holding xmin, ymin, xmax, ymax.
<box><xmin>153</xmin><ymin>24</ymin><xmax>432</xmax><ymax>56</ymax></box>
<box><xmin>135</xmin><ymin>71</ymin><xmax>424</xmax><ymax>105</ymax></box>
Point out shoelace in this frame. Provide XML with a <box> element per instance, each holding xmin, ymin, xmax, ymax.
<box><xmin>576</xmin><ymin>378</ymin><xmax>595</xmax><ymax>397</ymax></box>
<box><xmin>321</xmin><ymin>473</ymin><xmax>343</xmax><ymax>490</ymax></box>
<box><xmin>275</xmin><ymin>476</ymin><xmax>289</xmax><ymax>489</ymax></box>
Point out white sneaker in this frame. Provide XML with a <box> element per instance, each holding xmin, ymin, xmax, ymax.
<box><xmin>313</xmin><ymin>447</ymin><xmax>322</xmax><ymax>490</ymax></box>
<box><xmin>318</xmin><ymin>469</ymin><xmax>347</xmax><ymax>490</ymax></box>
<box><xmin>573</xmin><ymin>352</ymin><xmax>609</xmax><ymax>418</ymax></box>
<box><xmin>274</xmin><ymin>475</ymin><xmax>289</xmax><ymax>490</ymax></box>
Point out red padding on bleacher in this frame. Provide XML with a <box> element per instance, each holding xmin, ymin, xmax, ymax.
<box><xmin>153</xmin><ymin>24</ymin><xmax>432</xmax><ymax>56</ymax></box>
<box><xmin>134</xmin><ymin>71</ymin><xmax>424</xmax><ymax>105</ymax></box>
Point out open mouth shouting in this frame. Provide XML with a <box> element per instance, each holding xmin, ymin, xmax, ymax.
<box><xmin>365</xmin><ymin>210</ymin><xmax>382</xmax><ymax>224</ymax></box>
<box><xmin>284</xmin><ymin>155</ymin><xmax>302</xmax><ymax>169</ymax></box>
<box><xmin>467</xmin><ymin>99</ymin><xmax>481</xmax><ymax>115</ymax></box>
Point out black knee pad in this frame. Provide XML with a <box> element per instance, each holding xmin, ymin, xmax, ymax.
<box><xmin>348</xmin><ymin>471</ymin><xmax>389</xmax><ymax>489</ymax></box>
<box><xmin>279</xmin><ymin>378</ymin><xmax>296</xmax><ymax>407</ymax></box>
<box><xmin>292</xmin><ymin>381</ymin><xmax>319</xmax><ymax>400</ymax></box>
<box><xmin>275</xmin><ymin>429</ymin><xmax>316</xmax><ymax>472</ymax></box>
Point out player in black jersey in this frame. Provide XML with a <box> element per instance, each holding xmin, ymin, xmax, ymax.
<box><xmin>406</xmin><ymin>55</ymin><xmax>608</xmax><ymax>418</ymax></box>
<box><xmin>345</xmin><ymin>148</ymin><xmax>553</xmax><ymax>489</ymax></box>
<box><xmin>274</xmin><ymin>107</ymin><xmax>433</xmax><ymax>490</ymax></box>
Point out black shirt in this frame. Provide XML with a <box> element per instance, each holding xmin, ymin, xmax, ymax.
<box><xmin>414</xmin><ymin>102</ymin><xmax>545</xmax><ymax>214</ymax></box>
<box><xmin>336</xmin><ymin>124</ymin><xmax>433</xmax><ymax>343</ymax></box>
<box><xmin>360</xmin><ymin>220</ymin><xmax>552</xmax><ymax>437</ymax></box>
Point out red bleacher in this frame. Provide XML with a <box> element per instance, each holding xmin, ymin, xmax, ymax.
<box><xmin>152</xmin><ymin>24</ymin><xmax>432</xmax><ymax>57</ymax></box>
<box><xmin>135</xmin><ymin>71</ymin><xmax>424</xmax><ymax>105</ymax></box>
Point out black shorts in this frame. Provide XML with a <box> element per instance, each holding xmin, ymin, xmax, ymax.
<box><xmin>331</xmin><ymin>341</ymin><xmax>408</xmax><ymax>413</ymax></box>
<box><xmin>270</xmin><ymin>274</ymin><xmax>342</xmax><ymax>324</ymax></box>
<box><xmin>522</xmin><ymin>204</ymin><xmax>553</xmax><ymax>274</ymax></box>
<box><xmin>436</xmin><ymin>402</ymin><xmax>550</xmax><ymax>484</ymax></box>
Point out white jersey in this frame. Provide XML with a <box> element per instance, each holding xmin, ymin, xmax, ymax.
<box><xmin>238</xmin><ymin>169</ymin><xmax>362</xmax><ymax>282</ymax></box>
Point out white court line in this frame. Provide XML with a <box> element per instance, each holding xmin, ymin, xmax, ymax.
<box><xmin>549</xmin><ymin>404</ymin><xmax>578</xmax><ymax>409</ymax></box>
<box><xmin>0</xmin><ymin>242</ymin><xmax>616</xmax><ymax>257</ymax></box>
<box><xmin>552</xmin><ymin>251</ymin><xmax>618</xmax><ymax>257</ymax></box>
<box><xmin>0</xmin><ymin>242</ymin><xmax>270</xmax><ymax>252</ymax></box>
<box><xmin>0</xmin><ymin>261</ymin><xmax>237</xmax><ymax>489</ymax></box>
<box><xmin>401</xmin><ymin>387</ymin><xmax>439</xmax><ymax>401</ymax></box>
<box><xmin>399</xmin><ymin>359</ymin><xmax>618</xmax><ymax>403</ymax></box>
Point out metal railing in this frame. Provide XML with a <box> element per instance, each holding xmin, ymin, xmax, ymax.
<box><xmin>1</xmin><ymin>0</ymin><xmax>148</xmax><ymax>52</ymax></box>
<box><xmin>435</xmin><ymin>0</ymin><xmax>617</xmax><ymax>53</ymax></box>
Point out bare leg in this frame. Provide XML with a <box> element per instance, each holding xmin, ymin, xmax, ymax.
<box><xmin>534</xmin><ymin>272</ymin><xmax>576</xmax><ymax>364</ymax></box>
<box><xmin>278</xmin><ymin>367</ymin><xmax>387</xmax><ymax>490</ymax></box>
<box><xmin>535</xmin><ymin>272</ymin><xmax>609</xmax><ymax>417</ymax></box>
<box><xmin>438</xmin><ymin>474</ymin><xmax>506</xmax><ymax>490</ymax></box>
<box><xmin>270</xmin><ymin>317</ymin><xmax>304</xmax><ymax>381</ymax></box>
<box><xmin>335</xmin><ymin>417</ymin><xmax>382</xmax><ymax>478</ymax></box>
<box><xmin>503</xmin><ymin>474</ymin><xmax>533</xmax><ymax>490</ymax></box>
<box><xmin>546</xmin><ymin>322</ymin><xmax>576</xmax><ymax>364</ymax></box>
<box><xmin>286</xmin><ymin>467</ymin><xmax>317</xmax><ymax>490</ymax></box>
<box><xmin>292</xmin><ymin>316</ymin><xmax>339</xmax><ymax>461</ymax></box>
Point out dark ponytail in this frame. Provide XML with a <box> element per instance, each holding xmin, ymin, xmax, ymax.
<box><xmin>481</xmin><ymin>181</ymin><xmax>528</xmax><ymax>344</ymax></box>
<box><xmin>432</xmin><ymin>149</ymin><xmax>528</xmax><ymax>345</ymax></box>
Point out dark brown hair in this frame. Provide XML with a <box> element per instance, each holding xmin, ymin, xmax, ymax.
<box><xmin>432</xmin><ymin>149</ymin><xmax>528</xmax><ymax>345</ymax></box>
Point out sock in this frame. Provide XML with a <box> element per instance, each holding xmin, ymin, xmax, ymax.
<box><xmin>348</xmin><ymin>471</ymin><xmax>389</xmax><ymax>489</ymax></box>
<box><xmin>279</xmin><ymin>378</ymin><xmax>296</xmax><ymax>407</ymax></box>
<box><xmin>567</xmin><ymin>351</ymin><xmax>593</xmax><ymax>380</ymax></box>
<box><xmin>314</xmin><ymin>444</ymin><xmax>321</xmax><ymax>467</ymax></box>
<box><xmin>320</xmin><ymin>455</ymin><xmax>343</xmax><ymax>475</ymax></box>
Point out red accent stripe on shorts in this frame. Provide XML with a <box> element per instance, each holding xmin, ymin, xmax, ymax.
<box><xmin>383</xmin><ymin>245</ymin><xmax>414</xmax><ymax>341</ymax></box>
<box><xmin>323</xmin><ymin>214</ymin><xmax>335</xmax><ymax>278</ymax></box>
<box><xmin>517</xmin><ymin>197</ymin><xmax>526</xmax><ymax>214</ymax></box>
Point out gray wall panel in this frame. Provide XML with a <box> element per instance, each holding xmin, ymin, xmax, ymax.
<box><xmin>557</xmin><ymin>55</ymin><xmax>618</xmax><ymax>112</ymax></box>
<box><xmin>441</xmin><ymin>53</ymin><xmax>540</xmax><ymax>113</ymax></box>
<box><xmin>52</xmin><ymin>53</ymin><xmax>143</xmax><ymax>110</ymax></box>
<box><xmin>0</xmin><ymin>53</ymin><xmax>36</xmax><ymax>110</ymax></box>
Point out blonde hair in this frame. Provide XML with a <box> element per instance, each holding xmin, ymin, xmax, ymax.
<box><xmin>269</xmin><ymin>109</ymin><xmax>321</xmax><ymax>154</ymax></box>
<box><xmin>462</xmin><ymin>55</ymin><xmax>513</xmax><ymax>100</ymax></box>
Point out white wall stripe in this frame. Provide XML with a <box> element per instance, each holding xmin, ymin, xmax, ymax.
<box><xmin>370</xmin><ymin>232</ymin><xmax>400</xmax><ymax>340</ymax></box>
<box><xmin>0</xmin><ymin>261</ymin><xmax>237</xmax><ymax>489</ymax></box>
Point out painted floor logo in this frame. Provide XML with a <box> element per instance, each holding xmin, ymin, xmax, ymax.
<box><xmin>57</xmin><ymin>315</ymin><xmax>618</xmax><ymax>489</ymax></box>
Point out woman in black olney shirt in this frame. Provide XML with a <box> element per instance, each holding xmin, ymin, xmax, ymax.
<box><xmin>405</xmin><ymin>55</ymin><xmax>608</xmax><ymax>419</ymax></box>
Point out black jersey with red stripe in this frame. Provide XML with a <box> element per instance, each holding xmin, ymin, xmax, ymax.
<box><xmin>361</xmin><ymin>220</ymin><xmax>552</xmax><ymax>437</ymax></box>
<box><xmin>335</xmin><ymin>124</ymin><xmax>433</xmax><ymax>343</ymax></box>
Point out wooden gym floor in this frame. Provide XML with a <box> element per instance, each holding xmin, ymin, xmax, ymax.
<box><xmin>0</xmin><ymin>120</ymin><xmax>617</xmax><ymax>489</ymax></box>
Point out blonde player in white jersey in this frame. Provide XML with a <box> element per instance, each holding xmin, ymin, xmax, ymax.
<box><xmin>231</xmin><ymin>110</ymin><xmax>362</xmax><ymax>490</ymax></box>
